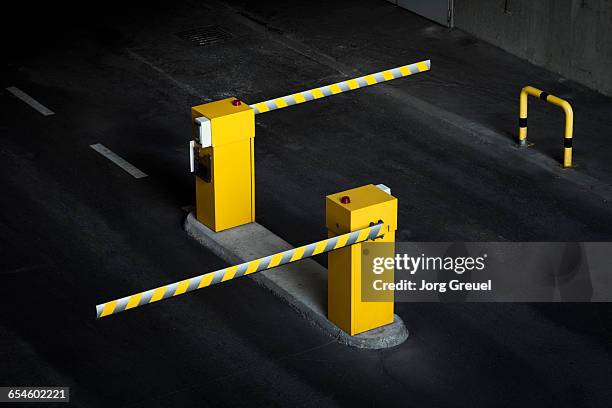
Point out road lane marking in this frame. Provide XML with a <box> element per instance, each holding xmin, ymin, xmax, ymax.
<box><xmin>90</xmin><ymin>143</ymin><xmax>148</xmax><ymax>179</ymax></box>
<box><xmin>6</xmin><ymin>86</ymin><xmax>55</xmax><ymax>116</ymax></box>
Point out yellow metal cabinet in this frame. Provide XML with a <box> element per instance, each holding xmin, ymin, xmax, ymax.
<box><xmin>191</xmin><ymin>98</ymin><xmax>255</xmax><ymax>232</ymax></box>
<box><xmin>326</xmin><ymin>184</ymin><xmax>397</xmax><ymax>335</ymax></box>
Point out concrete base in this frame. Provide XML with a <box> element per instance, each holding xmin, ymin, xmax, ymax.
<box><xmin>184</xmin><ymin>212</ymin><xmax>408</xmax><ymax>349</ymax></box>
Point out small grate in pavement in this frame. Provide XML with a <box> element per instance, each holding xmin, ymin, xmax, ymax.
<box><xmin>176</xmin><ymin>26</ymin><xmax>232</xmax><ymax>47</ymax></box>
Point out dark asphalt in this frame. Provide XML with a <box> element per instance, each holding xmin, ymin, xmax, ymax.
<box><xmin>1</xmin><ymin>0</ymin><xmax>612</xmax><ymax>406</ymax></box>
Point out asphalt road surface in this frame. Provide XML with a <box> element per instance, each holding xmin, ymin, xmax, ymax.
<box><xmin>1</xmin><ymin>0</ymin><xmax>612</xmax><ymax>406</ymax></box>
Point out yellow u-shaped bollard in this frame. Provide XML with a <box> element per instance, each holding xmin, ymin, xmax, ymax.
<box><xmin>519</xmin><ymin>86</ymin><xmax>574</xmax><ymax>168</ymax></box>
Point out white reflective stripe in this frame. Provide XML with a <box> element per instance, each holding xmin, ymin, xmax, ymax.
<box><xmin>337</xmin><ymin>82</ymin><xmax>351</xmax><ymax>92</ymax></box>
<box><xmin>355</xmin><ymin>77</ymin><xmax>368</xmax><ymax>87</ymax></box>
<box><xmin>319</xmin><ymin>86</ymin><xmax>333</xmax><ymax>96</ymax></box>
<box><xmin>282</xmin><ymin>95</ymin><xmax>297</xmax><ymax>106</ymax></box>
<box><xmin>373</xmin><ymin>72</ymin><xmax>386</xmax><ymax>82</ymax></box>
<box><xmin>195</xmin><ymin>116</ymin><xmax>212</xmax><ymax>147</ymax></box>
<box><xmin>265</xmin><ymin>100</ymin><xmax>278</xmax><ymax>110</ymax></box>
<box><xmin>389</xmin><ymin>68</ymin><xmax>403</xmax><ymax>78</ymax></box>
<box><xmin>408</xmin><ymin>63</ymin><xmax>420</xmax><ymax>74</ymax></box>
<box><xmin>90</xmin><ymin>143</ymin><xmax>148</xmax><ymax>179</ymax></box>
<box><xmin>6</xmin><ymin>86</ymin><xmax>55</xmax><ymax>116</ymax></box>
<box><xmin>189</xmin><ymin>140</ymin><xmax>195</xmax><ymax>172</ymax></box>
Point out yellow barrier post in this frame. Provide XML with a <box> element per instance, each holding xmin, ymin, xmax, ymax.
<box><xmin>519</xmin><ymin>86</ymin><xmax>574</xmax><ymax>168</ymax></box>
<box><xmin>97</xmin><ymin>185</ymin><xmax>400</xmax><ymax>340</ymax></box>
<box><xmin>326</xmin><ymin>184</ymin><xmax>397</xmax><ymax>335</ymax></box>
<box><xmin>191</xmin><ymin>98</ymin><xmax>255</xmax><ymax>232</ymax></box>
<box><xmin>190</xmin><ymin>61</ymin><xmax>430</xmax><ymax>232</ymax></box>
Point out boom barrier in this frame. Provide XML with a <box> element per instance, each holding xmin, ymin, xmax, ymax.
<box><xmin>96</xmin><ymin>222</ymin><xmax>384</xmax><ymax>319</ymax></box>
<box><xmin>249</xmin><ymin>60</ymin><xmax>431</xmax><ymax>114</ymax></box>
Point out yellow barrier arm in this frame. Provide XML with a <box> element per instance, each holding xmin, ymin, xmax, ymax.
<box><xmin>95</xmin><ymin>222</ymin><xmax>384</xmax><ymax>319</ymax></box>
<box><xmin>250</xmin><ymin>60</ymin><xmax>431</xmax><ymax>114</ymax></box>
<box><xmin>519</xmin><ymin>86</ymin><xmax>574</xmax><ymax>168</ymax></box>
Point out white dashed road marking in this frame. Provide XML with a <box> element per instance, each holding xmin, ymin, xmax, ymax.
<box><xmin>6</xmin><ymin>86</ymin><xmax>55</xmax><ymax>116</ymax></box>
<box><xmin>90</xmin><ymin>143</ymin><xmax>148</xmax><ymax>179</ymax></box>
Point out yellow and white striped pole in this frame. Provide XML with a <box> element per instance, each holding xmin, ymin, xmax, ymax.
<box><xmin>250</xmin><ymin>60</ymin><xmax>431</xmax><ymax>115</ymax></box>
<box><xmin>96</xmin><ymin>223</ymin><xmax>384</xmax><ymax>319</ymax></box>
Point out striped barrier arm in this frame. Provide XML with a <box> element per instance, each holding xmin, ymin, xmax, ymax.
<box><xmin>250</xmin><ymin>60</ymin><xmax>431</xmax><ymax>115</ymax></box>
<box><xmin>96</xmin><ymin>223</ymin><xmax>384</xmax><ymax>319</ymax></box>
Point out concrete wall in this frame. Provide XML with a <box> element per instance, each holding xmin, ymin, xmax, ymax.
<box><xmin>454</xmin><ymin>0</ymin><xmax>612</xmax><ymax>96</ymax></box>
